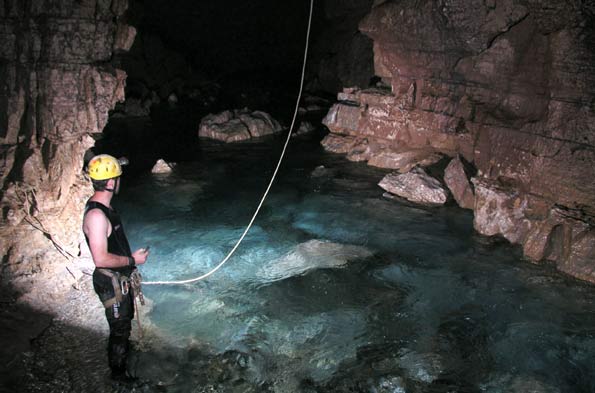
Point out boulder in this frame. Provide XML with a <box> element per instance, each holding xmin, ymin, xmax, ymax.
<box><xmin>198</xmin><ymin>109</ymin><xmax>283</xmax><ymax>143</ymax></box>
<box><xmin>151</xmin><ymin>159</ymin><xmax>176</xmax><ymax>174</ymax></box>
<box><xmin>443</xmin><ymin>156</ymin><xmax>475</xmax><ymax>210</ymax></box>
<box><xmin>379</xmin><ymin>167</ymin><xmax>449</xmax><ymax>205</ymax></box>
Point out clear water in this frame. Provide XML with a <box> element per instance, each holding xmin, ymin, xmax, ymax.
<box><xmin>115</xmin><ymin>136</ymin><xmax>595</xmax><ymax>393</ymax></box>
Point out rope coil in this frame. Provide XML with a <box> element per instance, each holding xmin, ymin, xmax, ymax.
<box><xmin>144</xmin><ymin>0</ymin><xmax>315</xmax><ymax>286</ymax></box>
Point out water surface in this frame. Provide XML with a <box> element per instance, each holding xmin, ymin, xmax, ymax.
<box><xmin>116</xmin><ymin>135</ymin><xmax>595</xmax><ymax>392</ymax></box>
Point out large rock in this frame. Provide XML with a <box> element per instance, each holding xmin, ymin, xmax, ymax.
<box><xmin>151</xmin><ymin>159</ymin><xmax>176</xmax><ymax>174</ymax></box>
<box><xmin>443</xmin><ymin>156</ymin><xmax>475</xmax><ymax>210</ymax></box>
<box><xmin>379</xmin><ymin>168</ymin><xmax>449</xmax><ymax>205</ymax></box>
<box><xmin>198</xmin><ymin>109</ymin><xmax>283</xmax><ymax>143</ymax></box>
<box><xmin>472</xmin><ymin>178</ymin><xmax>532</xmax><ymax>244</ymax></box>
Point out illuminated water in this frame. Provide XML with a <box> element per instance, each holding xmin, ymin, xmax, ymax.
<box><xmin>116</xmin><ymin>136</ymin><xmax>595</xmax><ymax>392</ymax></box>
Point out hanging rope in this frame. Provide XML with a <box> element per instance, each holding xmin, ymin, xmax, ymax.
<box><xmin>144</xmin><ymin>0</ymin><xmax>315</xmax><ymax>285</ymax></box>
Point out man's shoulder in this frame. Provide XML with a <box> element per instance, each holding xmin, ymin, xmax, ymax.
<box><xmin>84</xmin><ymin>206</ymin><xmax>109</xmax><ymax>224</ymax></box>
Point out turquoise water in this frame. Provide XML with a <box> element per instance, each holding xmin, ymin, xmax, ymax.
<box><xmin>115</xmin><ymin>136</ymin><xmax>595</xmax><ymax>392</ymax></box>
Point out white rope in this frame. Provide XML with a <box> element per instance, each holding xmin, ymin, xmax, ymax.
<box><xmin>144</xmin><ymin>0</ymin><xmax>315</xmax><ymax>285</ymax></box>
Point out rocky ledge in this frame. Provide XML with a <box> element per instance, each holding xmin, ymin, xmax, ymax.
<box><xmin>321</xmin><ymin>0</ymin><xmax>595</xmax><ymax>284</ymax></box>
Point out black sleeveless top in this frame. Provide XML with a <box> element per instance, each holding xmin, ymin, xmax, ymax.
<box><xmin>84</xmin><ymin>200</ymin><xmax>134</xmax><ymax>275</ymax></box>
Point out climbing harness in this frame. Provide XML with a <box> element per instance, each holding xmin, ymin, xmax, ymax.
<box><xmin>96</xmin><ymin>268</ymin><xmax>145</xmax><ymax>308</ymax></box>
<box><xmin>143</xmin><ymin>0</ymin><xmax>315</xmax><ymax>286</ymax></box>
<box><xmin>97</xmin><ymin>267</ymin><xmax>147</xmax><ymax>336</ymax></box>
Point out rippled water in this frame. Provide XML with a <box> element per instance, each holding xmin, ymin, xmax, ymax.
<box><xmin>115</xmin><ymin>135</ymin><xmax>595</xmax><ymax>393</ymax></box>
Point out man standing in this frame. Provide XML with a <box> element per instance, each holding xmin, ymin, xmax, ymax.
<box><xmin>82</xmin><ymin>154</ymin><xmax>149</xmax><ymax>384</ymax></box>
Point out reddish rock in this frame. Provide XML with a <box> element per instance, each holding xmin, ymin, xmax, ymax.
<box><xmin>472</xmin><ymin>178</ymin><xmax>532</xmax><ymax>244</ymax></box>
<box><xmin>320</xmin><ymin>134</ymin><xmax>362</xmax><ymax>154</ymax></box>
<box><xmin>198</xmin><ymin>109</ymin><xmax>283</xmax><ymax>143</ymax></box>
<box><xmin>368</xmin><ymin>149</ymin><xmax>442</xmax><ymax>172</ymax></box>
<box><xmin>379</xmin><ymin>167</ymin><xmax>448</xmax><ymax>205</ymax></box>
<box><xmin>321</xmin><ymin>0</ymin><xmax>595</xmax><ymax>283</ymax></box>
<box><xmin>562</xmin><ymin>227</ymin><xmax>595</xmax><ymax>283</ymax></box>
<box><xmin>443</xmin><ymin>156</ymin><xmax>475</xmax><ymax>210</ymax></box>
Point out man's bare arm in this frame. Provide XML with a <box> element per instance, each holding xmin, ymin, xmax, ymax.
<box><xmin>83</xmin><ymin>209</ymin><xmax>137</xmax><ymax>268</ymax></box>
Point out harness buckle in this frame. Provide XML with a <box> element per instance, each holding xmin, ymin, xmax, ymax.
<box><xmin>121</xmin><ymin>279</ymin><xmax>129</xmax><ymax>296</ymax></box>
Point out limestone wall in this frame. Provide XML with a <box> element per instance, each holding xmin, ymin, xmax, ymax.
<box><xmin>322</xmin><ymin>0</ymin><xmax>595</xmax><ymax>283</ymax></box>
<box><xmin>0</xmin><ymin>0</ymin><xmax>134</xmax><ymax>298</ymax></box>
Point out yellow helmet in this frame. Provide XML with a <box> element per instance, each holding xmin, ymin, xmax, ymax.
<box><xmin>87</xmin><ymin>154</ymin><xmax>123</xmax><ymax>180</ymax></box>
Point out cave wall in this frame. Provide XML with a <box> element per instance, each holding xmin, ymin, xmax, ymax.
<box><xmin>308</xmin><ymin>0</ymin><xmax>376</xmax><ymax>93</ymax></box>
<box><xmin>0</xmin><ymin>0</ymin><xmax>134</xmax><ymax>300</ymax></box>
<box><xmin>322</xmin><ymin>0</ymin><xmax>595</xmax><ymax>283</ymax></box>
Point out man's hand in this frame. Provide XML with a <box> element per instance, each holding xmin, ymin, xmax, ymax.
<box><xmin>132</xmin><ymin>248</ymin><xmax>150</xmax><ymax>265</ymax></box>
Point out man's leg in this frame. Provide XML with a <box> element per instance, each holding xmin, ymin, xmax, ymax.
<box><xmin>106</xmin><ymin>292</ymin><xmax>135</xmax><ymax>381</ymax></box>
<box><xmin>107</xmin><ymin>318</ymin><xmax>132</xmax><ymax>378</ymax></box>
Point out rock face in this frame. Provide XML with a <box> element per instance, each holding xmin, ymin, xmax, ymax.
<box><xmin>0</xmin><ymin>1</ymin><xmax>132</xmax><ymax>299</ymax></box>
<box><xmin>309</xmin><ymin>0</ymin><xmax>375</xmax><ymax>93</ymax></box>
<box><xmin>198</xmin><ymin>109</ymin><xmax>283</xmax><ymax>143</ymax></box>
<box><xmin>322</xmin><ymin>1</ymin><xmax>595</xmax><ymax>283</ymax></box>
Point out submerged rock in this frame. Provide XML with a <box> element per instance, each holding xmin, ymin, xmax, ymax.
<box><xmin>481</xmin><ymin>374</ymin><xmax>560</xmax><ymax>393</ymax></box>
<box><xmin>198</xmin><ymin>109</ymin><xmax>283</xmax><ymax>142</ymax></box>
<box><xmin>369</xmin><ymin>376</ymin><xmax>406</xmax><ymax>393</ymax></box>
<box><xmin>379</xmin><ymin>167</ymin><xmax>449</xmax><ymax>205</ymax></box>
<box><xmin>258</xmin><ymin>239</ymin><xmax>373</xmax><ymax>282</ymax></box>
<box><xmin>398</xmin><ymin>349</ymin><xmax>443</xmax><ymax>384</ymax></box>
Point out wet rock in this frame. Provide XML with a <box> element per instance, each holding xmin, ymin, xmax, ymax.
<box><xmin>151</xmin><ymin>159</ymin><xmax>176</xmax><ymax>174</ymax></box>
<box><xmin>292</xmin><ymin>121</ymin><xmax>316</xmax><ymax>137</ymax></box>
<box><xmin>557</xmin><ymin>221</ymin><xmax>595</xmax><ymax>283</ymax></box>
<box><xmin>311</xmin><ymin>165</ymin><xmax>335</xmax><ymax>178</ymax></box>
<box><xmin>167</xmin><ymin>92</ymin><xmax>178</xmax><ymax>107</ymax></box>
<box><xmin>379</xmin><ymin>168</ymin><xmax>449</xmax><ymax>205</ymax></box>
<box><xmin>443</xmin><ymin>156</ymin><xmax>475</xmax><ymax>210</ymax></box>
<box><xmin>320</xmin><ymin>134</ymin><xmax>362</xmax><ymax>154</ymax></box>
<box><xmin>258</xmin><ymin>239</ymin><xmax>373</xmax><ymax>282</ymax></box>
<box><xmin>472</xmin><ymin>178</ymin><xmax>531</xmax><ymax>244</ymax></box>
<box><xmin>198</xmin><ymin>109</ymin><xmax>283</xmax><ymax>143</ymax></box>
<box><xmin>368</xmin><ymin>149</ymin><xmax>443</xmax><ymax>172</ymax></box>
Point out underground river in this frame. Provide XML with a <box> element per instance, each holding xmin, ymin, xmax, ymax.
<box><xmin>114</xmin><ymin>134</ymin><xmax>595</xmax><ymax>393</ymax></box>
